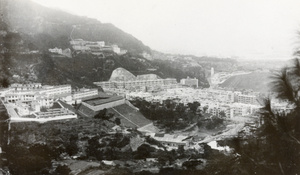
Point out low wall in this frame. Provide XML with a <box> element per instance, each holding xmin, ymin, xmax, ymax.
<box><xmin>10</xmin><ymin>114</ymin><xmax>77</xmax><ymax>123</ymax></box>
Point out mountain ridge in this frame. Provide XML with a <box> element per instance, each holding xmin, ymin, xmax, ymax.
<box><xmin>4</xmin><ymin>0</ymin><xmax>151</xmax><ymax>54</ymax></box>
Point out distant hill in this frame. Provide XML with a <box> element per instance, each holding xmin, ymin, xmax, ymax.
<box><xmin>4</xmin><ymin>0</ymin><xmax>151</xmax><ymax>54</ymax></box>
<box><xmin>219</xmin><ymin>71</ymin><xmax>272</xmax><ymax>92</ymax></box>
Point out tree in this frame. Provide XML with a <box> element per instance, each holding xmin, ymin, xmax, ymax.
<box><xmin>202</xmin><ymin>105</ymin><xmax>208</xmax><ymax>113</ymax></box>
<box><xmin>0</xmin><ymin>77</ymin><xmax>10</xmax><ymax>88</ymax></box>
<box><xmin>223</xmin><ymin>58</ymin><xmax>300</xmax><ymax>175</ymax></box>
<box><xmin>219</xmin><ymin>111</ymin><xmax>226</xmax><ymax>118</ymax></box>
<box><xmin>259</xmin><ymin>58</ymin><xmax>300</xmax><ymax>174</ymax></box>
<box><xmin>188</xmin><ymin>102</ymin><xmax>200</xmax><ymax>114</ymax></box>
<box><xmin>94</xmin><ymin>108</ymin><xmax>107</xmax><ymax>119</ymax></box>
<box><xmin>115</xmin><ymin>117</ymin><xmax>121</xmax><ymax>125</ymax></box>
<box><xmin>53</xmin><ymin>165</ymin><xmax>71</xmax><ymax>175</ymax></box>
<box><xmin>134</xmin><ymin>144</ymin><xmax>153</xmax><ymax>159</ymax></box>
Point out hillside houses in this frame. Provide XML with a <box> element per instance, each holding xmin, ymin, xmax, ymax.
<box><xmin>126</xmin><ymin>87</ymin><xmax>261</xmax><ymax>118</ymax></box>
<box><xmin>94</xmin><ymin>67</ymin><xmax>182</xmax><ymax>93</ymax></box>
<box><xmin>69</xmin><ymin>39</ymin><xmax>127</xmax><ymax>56</ymax></box>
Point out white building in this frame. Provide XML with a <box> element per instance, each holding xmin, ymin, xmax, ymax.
<box><xmin>112</xmin><ymin>45</ymin><xmax>120</xmax><ymax>54</ymax></box>
<box><xmin>180</xmin><ymin>77</ymin><xmax>198</xmax><ymax>88</ymax></box>
<box><xmin>10</xmin><ymin>83</ymin><xmax>42</xmax><ymax>91</ymax></box>
<box><xmin>236</xmin><ymin>94</ymin><xmax>257</xmax><ymax>105</ymax></box>
<box><xmin>39</xmin><ymin>85</ymin><xmax>72</xmax><ymax>96</ymax></box>
<box><xmin>49</xmin><ymin>47</ymin><xmax>63</xmax><ymax>54</ymax></box>
<box><xmin>147</xmin><ymin>133</ymin><xmax>190</xmax><ymax>148</ymax></box>
<box><xmin>72</xmin><ymin>88</ymin><xmax>98</xmax><ymax>104</ymax></box>
<box><xmin>5</xmin><ymin>91</ymin><xmax>37</xmax><ymax>103</ymax></box>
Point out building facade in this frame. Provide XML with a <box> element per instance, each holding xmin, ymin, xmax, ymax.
<box><xmin>180</xmin><ymin>77</ymin><xmax>198</xmax><ymax>88</ymax></box>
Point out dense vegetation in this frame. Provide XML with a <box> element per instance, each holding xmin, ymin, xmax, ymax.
<box><xmin>152</xmin><ymin>59</ymin><xmax>209</xmax><ymax>87</ymax></box>
<box><xmin>130</xmin><ymin>98</ymin><xmax>225</xmax><ymax>132</ymax></box>
<box><xmin>3</xmin><ymin>117</ymin><xmax>211</xmax><ymax>174</ymax></box>
<box><xmin>152</xmin><ymin>51</ymin><xmax>238</xmax><ymax>73</ymax></box>
<box><xmin>30</xmin><ymin>52</ymin><xmax>209</xmax><ymax>88</ymax></box>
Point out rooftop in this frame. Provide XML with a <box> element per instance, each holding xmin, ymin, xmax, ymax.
<box><xmin>84</xmin><ymin>96</ymin><xmax>124</xmax><ymax>106</ymax></box>
<box><xmin>151</xmin><ymin>133</ymin><xmax>189</xmax><ymax>143</ymax></box>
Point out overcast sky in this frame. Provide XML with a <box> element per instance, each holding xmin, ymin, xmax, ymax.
<box><xmin>32</xmin><ymin>0</ymin><xmax>300</xmax><ymax>60</ymax></box>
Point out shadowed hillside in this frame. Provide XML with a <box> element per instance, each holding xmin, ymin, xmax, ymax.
<box><xmin>0</xmin><ymin>0</ymin><xmax>210</xmax><ymax>88</ymax></box>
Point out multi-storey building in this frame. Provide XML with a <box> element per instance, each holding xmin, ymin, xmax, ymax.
<box><xmin>237</xmin><ymin>94</ymin><xmax>257</xmax><ymax>105</ymax></box>
<box><xmin>48</xmin><ymin>47</ymin><xmax>62</xmax><ymax>54</ymax></box>
<box><xmin>95</xmin><ymin>78</ymin><xmax>179</xmax><ymax>92</ymax></box>
<box><xmin>40</xmin><ymin>85</ymin><xmax>72</xmax><ymax>96</ymax></box>
<box><xmin>94</xmin><ymin>68</ymin><xmax>180</xmax><ymax>92</ymax></box>
<box><xmin>180</xmin><ymin>77</ymin><xmax>198</xmax><ymax>88</ymax></box>
<box><xmin>70</xmin><ymin>39</ymin><xmax>106</xmax><ymax>54</ymax></box>
<box><xmin>10</xmin><ymin>83</ymin><xmax>42</xmax><ymax>91</ymax></box>
<box><xmin>5</xmin><ymin>91</ymin><xmax>36</xmax><ymax>103</ymax></box>
<box><xmin>73</xmin><ymin>88</ymin><xmax>98</xmax><ymax>100</ymax></box>
<box><xmin>4</xmin><ymin>84</ymin><xmax>71</xmax><ymax>103</ymax></box>
<box><xmin>2</xmin><ymin>83</ymin><xmax>78</xmax><ymax>120</ymax></box>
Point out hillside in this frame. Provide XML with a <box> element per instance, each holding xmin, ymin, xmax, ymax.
<box><xmin>4</xmin><ymin>0</ymin><xmax>151</xmax><ymax>54</ymax></box>
<box><xmin>152</xmin><ymin>51</ymin><xmax>238</xmax><ymax>72</ymax></box>
<box><xmin>219</xmin><ymin>71</ymin><xmax>272</xmax><ymax>92</ymax></box>
<box><xmin>0</xmin><ymin>0</ymin><xmax>210</xmax><ymax>88</ymax></box>
<box><xmin>3</xmin><ymin>50</ymin><xmax>209</xmax><ymax>88</ymax></box>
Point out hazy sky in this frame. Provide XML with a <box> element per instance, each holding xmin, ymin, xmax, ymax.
<box><xmin>32</xmin><ymin>0</ymin><xmax>300</xmax><ymax>60</ymax></box>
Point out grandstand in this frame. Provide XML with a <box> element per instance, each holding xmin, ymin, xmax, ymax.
<box><xmin>77</xmin><ymin>93</ymin><xmax>155</xmax><ymax>131</ymax></box>
<box><xmin>107</xmin><ymin>104</ymin><xmax>152</xmax><ymax>129</ymax></box>
<box><xmin>77</xmin><ymin>103</ymin><xmax>97</xmax><ymax>117</ymax></box>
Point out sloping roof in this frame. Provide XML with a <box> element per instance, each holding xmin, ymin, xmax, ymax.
<box><xmin>136</xmin><ymin>74</ymin><xmax>161</xmax><ymax>80</ymax></box>
<box><xmin>57</xmin><ymin>100</ymin><xmax>76</xmax><ymax>113</ymax></box>
<box><xmin>80</xmin><ymin>93</ymin><xmax>111</xmax><ymax>101</ymax></box>
<box><xmin>153</xmin><ymin>134</ymin><xmax>189</xmax><ymax>144</ymax></box>
<box><xmin>84</xmin><ymin>96</ymin><xmax>124</xmax><ymax>106</ymax></box>
<box><xmin>109</xmin><ymin>67</ymin><xmax>136</xmax><ymax>81</ymax></box>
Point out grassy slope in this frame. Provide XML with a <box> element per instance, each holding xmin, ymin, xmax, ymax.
<box><xmin>219</xmin><ymin>72</ymin><xmax>272</xmax><ymax>92</ymax></box>
<box><xmin>107</xmin><ymin>104</ymin><xmax>152</xmax><ymax>128</ymax></box>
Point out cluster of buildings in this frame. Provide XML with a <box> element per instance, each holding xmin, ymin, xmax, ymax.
<box><xmin>0</xmin><ymin>82</ymin><xmax>153</xmax><ymax>131</ymax></box>
<box><xmin>69</xmin><ymin>39</ymin><xmax>127</xmax><ymax>56</ymax></box>
<box><xmin>0</xmin><ymin>83</ymin><xmax>99</xmax><ymax>121</ymax></box>
<box><xmin>180</xmin><ymin>77</ymin><xmax>198</xmax><ymax>88</ymax></box>
<box><xmin>94</xmin><ymin>68</ymin><xmax>199</xmax><ymax>94</ymax></box>
<box><xmin>93</xmin><ymin>67</ymin><xmax>262</xmax><ymax>118</ymax></box>
<box><xmin>48</xmin><ymin>39</ymin><xmax>128</xmax><ymax>58</ymax></box>
<box><xmin>94</xmin><ymin>68</ymin><xmax>181</xmax><ymax>93</ymax></box>
<box><xmin>48</xmin><ymin>47</ymin><xmax>72</xmax><ymax>58</ymax></box>
<box><xmin>126</xmin><ymin>87</ymin><xmax>261</xmax><ymax>118</ymax></box>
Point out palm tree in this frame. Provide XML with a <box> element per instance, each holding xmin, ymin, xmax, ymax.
<box><xmin>267</xmin><ymin>58</ymin><xmax>300</xmax><ymax>139</ymax></box>
<box><xmin>257</xmin><ymin>58</ymin><xmax>300</xmax><ymax>174</ymax></box>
